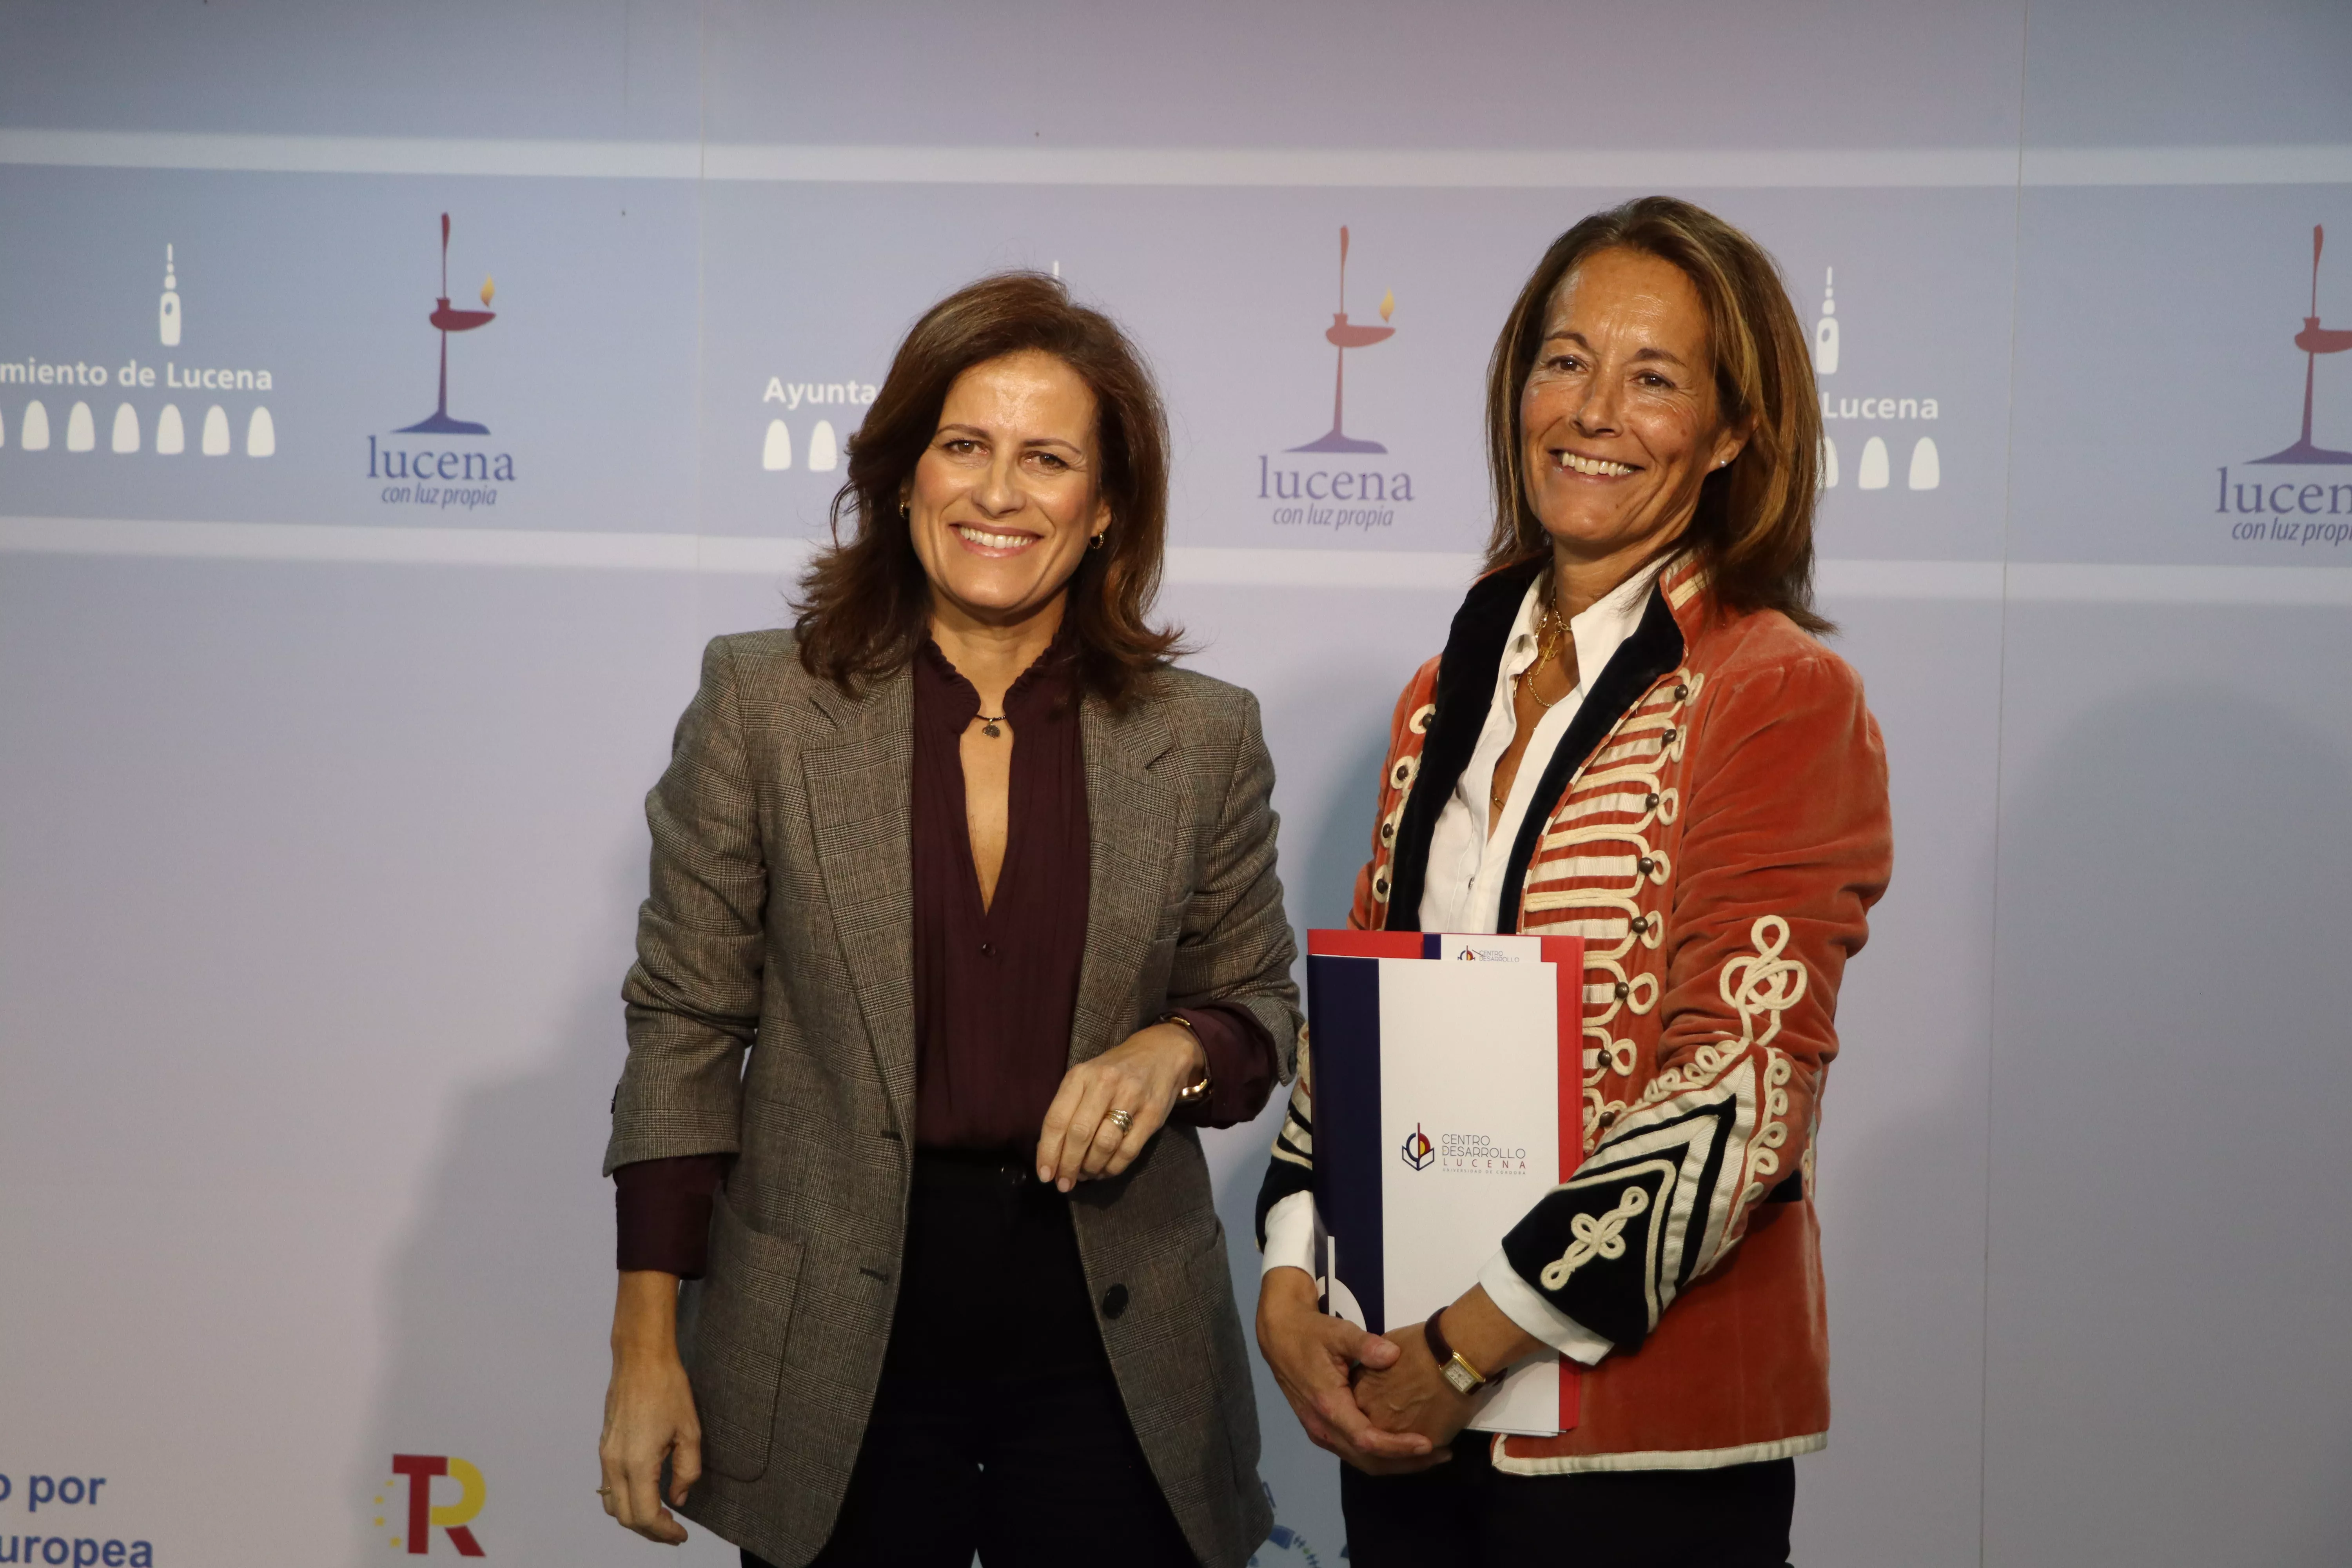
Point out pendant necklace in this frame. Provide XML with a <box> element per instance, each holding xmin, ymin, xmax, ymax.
<box><xmin>976</xmin><ymin>713</ymin><xmax>1007</xmax><ymax>739</ymax></box>
<box><xmin>1494</xmin><ymin>587</ymin><xmax>1569</xmax><ymax>812</ymax></box>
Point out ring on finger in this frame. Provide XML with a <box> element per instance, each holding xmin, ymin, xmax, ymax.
<box><xmin>1107</xmin><ymin>1107</ymin><xmax>1135</xmax><ymax>1132</ymax></box>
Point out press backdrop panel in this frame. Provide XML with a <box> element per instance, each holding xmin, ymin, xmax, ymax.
<box><xmin>3</xmin><ymin>3</ymin><xmax>2350</xmax><ymax>1566</ymax></box>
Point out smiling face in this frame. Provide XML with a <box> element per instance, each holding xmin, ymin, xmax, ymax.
<box><xmin>906</xmin><ymin>348</ymin><xmax>1112</xmax><ymax>636</ymax></box>
<box><xmin>1519</xmin><ymin>247</ymin><xmax>1747</xmax><ymax>578</ymax></box>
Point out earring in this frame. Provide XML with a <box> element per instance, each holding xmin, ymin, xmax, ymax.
<box><xmin>1088</xmin><ymin>531</ymin><xmax>1107</xmax><ymax>551</ymax></box>
<box><xmin>899</xmin><ymin>501</ymin><xmax>911</xmax><ymax>520</ymax></box>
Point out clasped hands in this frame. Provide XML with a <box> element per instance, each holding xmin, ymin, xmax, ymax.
<box><xmin>1255</xmin><ymin>1268</ymin><xmax>1544</xmax><ymax>1474</ymax></box>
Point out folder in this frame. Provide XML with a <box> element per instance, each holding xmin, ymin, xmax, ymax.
<box><xmin>1306</xmin><ymin>929</ymin><xmax>1585</xmax><ymax>1435</ymax></box>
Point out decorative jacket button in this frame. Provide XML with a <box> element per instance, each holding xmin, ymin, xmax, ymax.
<box><xmin>1662</xmin><ymin>727</ymin><xmax>1678</xmax><ymax>743</ymax></box>
<box><xmin>1674</xmin><ymin>684</ymin><xmax>1690</xmax><ymax>699</ymax></box>
<box><xmin>1101</xmin><ymin>1284</ymin><xmax>1130</xmax><ymax>1319</ymax></box>
<box><xmin>1645</xmin><ymin>792</ymin><xmax>1660</xmax><ymax>808</ymax></box>
<box><xmin>1632</xmin><ymin>915</ymin><xmax>1648</xmax><ymax>933</ymax></box>
<box><xmin>1614</xmin><ymin>982</ymin><xmax>1630</xmax><ymax>999</ymax></box>
<box><xmin>1638</xmin><ymin>857</ymin><xmax>1655</xmax><ymax>875</ymax></box>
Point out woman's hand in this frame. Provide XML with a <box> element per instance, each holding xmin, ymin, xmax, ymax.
<box><xmin>1035</xmin><ymin>1020</ymin><xmax>1202</xmax><ymax>1191</ymax></box>
<box><xmin>1351</xmin><ymin>1321</ymin><xmax>1475</xmax><ymax>1454</ymax></box>
<box><xmin>1255</xmin><ymin>1267</ymin><xmax>1445</xmax><ymax>1475</ymax></box>
<box><xmin>1353</xmin><ymin>1286</ymin><xmax>1546</xmax><ymax>1454</ymax></box>
<box><xmin>597</xmin><ymin>1271</ymin><xmax>701</xmax><ymax>1545</ymax></box>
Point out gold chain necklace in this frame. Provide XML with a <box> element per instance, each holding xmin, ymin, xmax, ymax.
<box><xmin>1492</xmin><ymin>584</ymin><xmax>1570</xmax><ymax>812</ymax></box>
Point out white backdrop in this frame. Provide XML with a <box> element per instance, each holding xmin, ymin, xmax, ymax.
<box><xmin>4</xmin><ymin>4</ymin><xmax>2352</xmax><ymax>1566</ymax></box>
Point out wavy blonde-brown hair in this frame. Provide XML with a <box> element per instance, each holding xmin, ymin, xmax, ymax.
<box><xmin>794</xmin><ymin>271</ymin><xmax>1183</xmax><ymax>704</ymax></box>
<box><xmin>1483</xmin><ymin>196</ymin><xmax>1828</xmax><ymax>632</ymax></box>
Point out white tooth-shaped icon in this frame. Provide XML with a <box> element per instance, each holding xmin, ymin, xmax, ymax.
<box><xmin>762</xmin><ymin>419</ymin><xmax>793</xmax><ymax>470</ymax></box>
<box><xmin>67</xmin><ymin>401</ymin><xmax>96</xmax><ymax>451</ymax></box>
<box><xmin>1819</xmin><ymin>436</ymin><xmax>1839</xmax><ymax>489</ymax></box>
<box><xmin>245</xmin><ymin>407</ymin><xmax>275</xmax><ymax>457</ymax></box>
<box><xmin>156</xmin><ymin>404</ymin><xmax>185</xmax><ymax>454</ymax></box>
<box><xmin>1857</xmin><ymin>436</ymin><xmax>1889</xmax><ymax>490</ymax></box>
<box><xmin>111</xmin><ymin>403</ymin><xmax>141</xmax><ymax>454</ymax></box>
<box><xmin>22</xmin><ymin>400</ymin><xmax>51</xmax><ymax>450</ymax></box>
<box><xmin>1907</xmin><ymin>436</ymin><xmax>1940</xmax><ymax>490</ymax></box>
<box><xmin>808</xmin><ymin>419</ymin><xmax>839</xmax><ymax>472</ymax></box>
<box><xmin>201</xmin><ymin>405</ymin><xmax>230</xmax><ymax>455</ymax></box>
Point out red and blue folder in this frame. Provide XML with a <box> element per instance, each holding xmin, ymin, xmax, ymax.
<box><xmin>1306</xmin><ymin>929</ymin><xmax>1585</xmax><ymax>1434</ymax></box>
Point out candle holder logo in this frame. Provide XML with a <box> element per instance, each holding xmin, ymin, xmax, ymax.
<box><xmin>368</xmin><ymin>213</ymin><xmax>516</xmax><ymax>510</ymax></box>
<box><xmin>2249</xmin><ymin>225</ymin><xmax>2352</xmax><ymax>466</ymax></box>
<box><xmin>1290</xmin><ymin>225</ymin><xmax>1395</xmax><ymax>454</ymax></box>
<box><xmin>399</xmin><ymin>214</ymin><xmax>497</xmax><ymax>436</ymax></box>
<box><xmin>376</xmin><ymin>1455</ymin><xmax>486</xmax><ymax>1557</ymax></box>
<box><xmin>2214</xmin><ymin>226</ymin><xmax>2352</xmax><ymax>541</ymax></box>
<box><xmin>1259</xmin><ymin>226</ymin><xmax>1414</xmax><ymax>532</ymax></box>
<box><xmin>1400</xmin><ymin>1122</ymin><xmax>1436</xmax><ymax>1172</ymax></box>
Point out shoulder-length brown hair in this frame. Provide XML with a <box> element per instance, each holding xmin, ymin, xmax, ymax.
<box><xmin>1484</xmin><ymin>196</ymin><xmax>1828</xmax><ymax>632</ymax></box>
<box><xmin>793</xmin><ymin>270</ymin><xmax>1183</xmax><ymax>704</ymax></box>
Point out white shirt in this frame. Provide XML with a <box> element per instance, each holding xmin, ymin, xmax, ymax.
<box><xmin>1262</xmin><ymin>559</ymin><xmax>1668</xmax><ymax>1369</ymax></box>
<box><xmin>1416</xmin><ymin>560</ymin><xmax>1666</xmax><ymax>937</ymax></box>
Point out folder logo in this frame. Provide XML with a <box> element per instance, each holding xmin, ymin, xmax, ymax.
<box><xmin>1399</xmin><ymin>1122</ymin><xmax>1436</xmax><ymax>1172</ymax></box>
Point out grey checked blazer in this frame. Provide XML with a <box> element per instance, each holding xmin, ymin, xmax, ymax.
<box><xmin>605</xmin><ymin>630</ymin><xmax>1301</xmax><ymax>1568</ymax></box>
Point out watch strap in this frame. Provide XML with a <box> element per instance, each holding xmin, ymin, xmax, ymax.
<box><xmin>1425</xmin><ymin>1305</ymin><xmax>1488</xmax><ymax>1394</ymax></box>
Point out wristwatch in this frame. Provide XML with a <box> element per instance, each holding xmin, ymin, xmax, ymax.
<box><xmin>1424</xmin><ymin>1305</ymin><xmax>1490</xmax><ymax>1397</ymax></box>
<box><xmin>1159</xmin><ymin>1014</ymin><xmax>1213</xmax><ymax>1103</ymax></box>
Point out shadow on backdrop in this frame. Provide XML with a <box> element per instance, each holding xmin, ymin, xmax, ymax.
<box><xmin>347</xmin><ymin>844</ymin><xmax>728</xmax><ymax>1568</ymax></box>
<box><xmin>1984</xmin><ymin>686</ymin><xmax>2352</xmax><ymax>1565</ymax></box>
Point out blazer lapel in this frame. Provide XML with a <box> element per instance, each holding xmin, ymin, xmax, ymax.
<box><xmin>1071</xmin><ymin>691</ymin><xmax>1181</xmax><ymax>1065</ymax></box>
<box><xmin>801</xmin><ymin>667</ymin><xmax>919</xmax><ymax>1136</ymax></box>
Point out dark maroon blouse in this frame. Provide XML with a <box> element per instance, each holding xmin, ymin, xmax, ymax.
<box><xmin>615</xmin><ymin>636</ymin><xmax>1277</xmax><ymax>1276</ymax></box>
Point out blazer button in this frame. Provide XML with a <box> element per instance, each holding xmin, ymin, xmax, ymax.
<box><xmin>1101</xmin><ymin>1284</ymin><xmax>1130</xmax><ymax>1319</ymax></box>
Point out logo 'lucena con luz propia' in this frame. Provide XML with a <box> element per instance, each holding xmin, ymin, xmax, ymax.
<box><xmin>369</xmin><ymin>214</ymin><xmax>515</xmax><ymax>510</ymax></box>
<box><xmin>2218</xmin><ymin>225</ymin><xmax>2352</xmax><ymax>537</ymax></box>
<box><xmin>1260</xmin><ymin>227</ymin><xmax>1414</xmax><ymax>531</ymax></box>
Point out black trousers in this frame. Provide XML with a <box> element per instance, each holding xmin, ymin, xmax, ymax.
<box><xmin>747</xmin><ymin>1150</ymin><xmax>1194</xmax><ymax>1568</ymax></box>
<box><xmin>1340</xmin><ymin>1437</ymin><xmax>1794</xmax><ymax>1568</ymax></box>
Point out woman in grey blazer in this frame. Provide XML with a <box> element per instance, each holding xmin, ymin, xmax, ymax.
<box><xmin>596</xmin><ymin>272</ymin><xmax>1299</xmax><ymax>1568</ymax></box>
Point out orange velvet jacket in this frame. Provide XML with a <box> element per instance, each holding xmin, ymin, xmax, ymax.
<box><xmin>1258</xmin><ymin>553</ymin><xmax>1893</xmax><ymax>1472</ymax></box>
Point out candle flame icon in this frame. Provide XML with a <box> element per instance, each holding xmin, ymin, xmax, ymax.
<box><xmin>480</xmin><ymin>276</ymin><xmax>495</xmax><ymax>308</ymax></box>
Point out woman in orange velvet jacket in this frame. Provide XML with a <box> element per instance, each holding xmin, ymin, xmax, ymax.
<box><xmin>1254</xmin><ymin>196</ymin><xmax>1896</xmax><ymax>1567</ymax></box>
